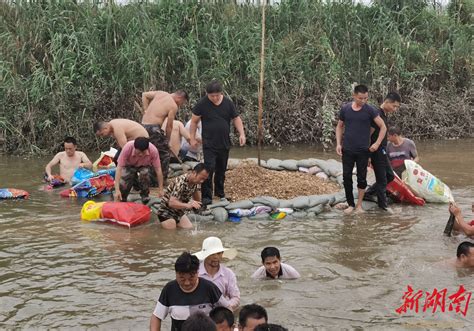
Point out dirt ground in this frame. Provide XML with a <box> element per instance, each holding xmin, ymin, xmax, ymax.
<box><xmin>224</xmin><ymin>162</ymin><xmax>340</xmax><ymax>201</ymax></box>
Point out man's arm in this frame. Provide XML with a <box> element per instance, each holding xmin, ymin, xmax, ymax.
<box><xmin>154</xmin><ymin>165</ymin><xmax>164</xmax><ymax>197</ymax></box>
<box><xmin>450</xmin><ymin>204</ymin><xmax>474</xmax><ymax>236</ymax></box>
<box><xmin>192</xmin><ymin>189</ymin><xmax>201</xmax><ymax>202</ymax></box>
<box><xmin>226</xmin><ymin>271</ymin><xmax>241</xmax><ymax>311</ymax></box>
<box><xmin>232</xmin><ymin>116</ymin><xmax>246</xmax><ymax>146</ymax></box>
<box><xmin>369</xmin><ymin>116</ymin><xmax>387</xmax><ymax>152</ymax></box>
<box><xmin>80</xmin><ymin>152</ymin><xmax>93</xmax><ymax>169</ymax></box>
<box><xmin>164</xmin><ymin>107</ymin><xmax>178</xmax><ymax>139</ymax></box>
<box><xmin>179</xmin><ymin>122</ymin><xmax>191</xmax><ymax>143</ymax></box>
<box><xmin>335</xmin><ymin>120</ymin><xmax>344</xmax><ymax>156</ymax></box>
<box><xmin>114</xmin><ymin>166</ymin><xmax>123</xmax><ymax>201</ymax></box>
<box><xmin>150</xmin><ymin>314</ymin><xmax>161</xmax><ymax>331</ymax></box>
<box><xmin>189</xmin><ymin>114</ymin><xmax>201</xmax><ymax>148</ymax></box>
<box><xmin>142</xmin><ymin>91</ymin><xmax>158</xmax><ymax>112</ymax></box>
<box><xmin>45</xmin><ymin>153</ymin><xmax>61</xmax><ymax>180</ymax></box>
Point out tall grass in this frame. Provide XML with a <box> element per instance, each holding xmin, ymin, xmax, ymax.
<box><xmin>1</xmin><ymin>0</ymin><xmax>472</xmax><ymax>154</ymax></box>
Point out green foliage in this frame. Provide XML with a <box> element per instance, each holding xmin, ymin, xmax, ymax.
<box><xmin>0</xmin><ymin>0</ymin><xmax>472</xmax><ymax>153</ymax></box>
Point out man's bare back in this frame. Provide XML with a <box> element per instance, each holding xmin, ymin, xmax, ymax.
<box><xmin>162</xmin><ymin>119</ymin><xmax>190</xmax><ymax>156</ymax></box>
<box><xmin>141</xmin><ymin>91</ymin><xmax>177</xmax><ymax>126</ymax></box>
<box><xmin>109</xmin><ymin>119</ymin><xmax>148</xmax><ymax>148</ymax></box>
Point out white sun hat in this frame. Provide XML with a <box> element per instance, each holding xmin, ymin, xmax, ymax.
<box><xmin>103</xmin><ymin>147</ymin><xmax>118</xmax><ymax>158</ymax></box>
<box><xmin>194</xmin><ymin>237</ymin><xmax>237</xmax><ymax>261</ymax></box>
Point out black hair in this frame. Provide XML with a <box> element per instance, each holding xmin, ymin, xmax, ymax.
<box><xmin>64</xmin><ymin>137</ymin><xmax>77</xmax><ymax>145</ymax></box>
<box><xmin>261</xmin><ymin>247</ymin><xmax>281</xmax><ymax>263</ymax></box>
<box><xmin>210</xmin><ymin>306</ymin><xmax>234</xmax><ymax>327</ymax></box>
<box><xmin>457</xmin><ymin>242</ymin><xmax>474</xmax><ymax>258</ymax></box>
<box><xmin>388</xmin><ymin>126</ymin><xmax>402</xmax><ymax>136</ymax></box>
<box><xmin>254</xmin><ymin>324</ymin><xmax>289</xmax><ymax>331</ymax></box>
<box><xmin>175</xmin><ymin>89</ymin><xmax>189</xmax><ymax>101</ymax></box>
<box><xmin>134</xmin><ymin>137</ymin><xmax>150</xmax><ymax>151</ymax></box>
<box><xmin>175</xmin><ymin>252</ymin><xmax>200</xmax><ymax>273</ymax></box>
<box><xmin>193</xmin><ymin>163</ymin><xmax>211</xmax><ymax>174</ymax></box>
<box><xmin>353</xmin><ymin>84</ymin><xmax>369</xmax><ymax>94</ymax></box>
<box><xmin>239</xmin><ymin>304</ymin><xmax>268</xmax><ymax>327</ymax></box>
<box><xmin>182</xmin><ymin>311</ymin><xmax>217</xmax><ymax>331</ymax></box>
<box><xmin>206</xmin><ymin>80</ymin><xmax>223</xmax><ymax>94</ymax></box>
<box><xmin>384</xmin><ymin>92</ymin><xmax>401</xmax><ymax>103</ymax></box>
<box><xmin>93</xmin><ymin>121</ymin><xmax>106</xmax><ymax>133</ymax></box>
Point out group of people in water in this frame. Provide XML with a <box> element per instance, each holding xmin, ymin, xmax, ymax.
<box><xmin>150</xmin><ymin>236</ymin><xmax>298</xmax><ymax>330</ymax></box>
<box><xmin>42</xmin><ymin>81</ymin><xmax>473</xmax><ymax>329</ymax></box>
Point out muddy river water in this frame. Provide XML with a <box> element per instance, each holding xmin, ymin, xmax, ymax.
<box><xmin>0</xmin><ymin>139</ymin><xmax>473</xmax><ymax>330</ymax></box>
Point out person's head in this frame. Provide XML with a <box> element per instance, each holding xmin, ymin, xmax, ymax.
<box><xmin>188</xmin><ymin>163</ymin><xmax>210</xmax><ymax>185</ymax></box>
<box><xmin>456</xmin><ymin>242</ymin><xmax>474</xmax><ymax>267</ymax></box>
<box><xmin>238</xmin><ymin>304</ymin><xmax>268</xmax><ymax>331</ymax></box>
<box><xmin>352</xmin><ymin>84</ymin><xmax>369</xmax><ymax>107</ymax></box>
<box><xmin>133</xmin><ymin>137</ymin><xmax>150</xmax><ymax>157</ymax></box>
<box><xmin>175</xmin><ymin>252</ymin><xmax>200</xmax><ymax>293</ymax></box>
<box><xmin>210</xmin><ymin>306</ymin><xmax>234</xmax><ymax>331</ymax></box>
<box><xmin>63</xmin><ymin>137</ymin><xmax>77</xmax><ymax>157</ymax></box>
<box><xmin>261</xmin><ymin>247</ymin><xmax>281</xmax><ymax>278</ymax></box>
<box><xmin>387</xmin><ymin>126</ymin><xmax>402</xmax><ymax>143</ymax></box>
<box><xmin>194</xmin><ymin>237</ymin><xmax>237</xmax><ymax>267</ymax></box>
<box><xmin>254</xmin><ymin>324</ymin><xmax>288</xmax><ymax>331</ymax></box>
<box><xmin>382</xmin><ymin>92</ymin><xmax>401</xmax><ymax>113</ymax></box>
<box><xmin>173</xmin><ymin>89</ymin><xmax>189</xmax><ymax>107</ymax></box>
<box><xmin>206</xmin><ymin>80</ymin><xmax>224</xmax><ymax>105</ymax></box>
<box><xmin>94</xmin><ymin>121</ymin><xmax>111</xmax><ymax>137</ymax></box>
<box><xmin>182</xmin><ymin>311</ymin><xmax>217</xmax><ymax>331</ymax></box>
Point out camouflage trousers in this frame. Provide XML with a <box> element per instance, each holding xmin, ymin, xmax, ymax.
<box><xmin>119</xmin><ymin>166</ymin><xmax>151</xmax><ymax>202</ymax></box>
<box><xmin>142</xmin><ymin>124</ymin><xmax>170</xmax><ymax>182</ymax></box>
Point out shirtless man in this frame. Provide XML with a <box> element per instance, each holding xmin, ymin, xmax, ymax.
<box><xmin>45</xmin><ymin>137</ymin><xmax>92</xmax><ymax>183</ymax></box>
<box><xmin>141</xmin><ymin>90</ymin><xmax>189</xmax><ymax>180</ymax></box>
<box><xmin>161</xmin><ymin>119</ymin><xmax>192</xmax><ymax>163</ymax></box>
<box><xmin>94</xmin><ymin>119</ymin><xmax>149</xmax><ymax>163</ymax></box>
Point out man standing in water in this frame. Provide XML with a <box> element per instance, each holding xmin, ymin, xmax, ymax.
<box><xmin>365</xmin><ymin>92</ymin><xmax>401</xmax><ymax>211</ymax></box>
<box><xmin>141</xmin><ymin>90</ymin><xmax>189</xmax><ymax>180</ymax></box>
<box><xmin>336</xmin><ymin>84</ymin><xmax>387</xmax><ymax>214</ymax></box>
<box><xmin>189</xmin><ymin>81</ymin><xmax>246</xmax><ymax>206</ymax></box>
<box><xmin>386</xmin><ymin>126</ymin><xmax>420</xmax><ymax>177</ymax></box>
<box><xmin>45</xmin><ymin>137</ymin><xmax>93</xmax><ymax>183</ymax></box>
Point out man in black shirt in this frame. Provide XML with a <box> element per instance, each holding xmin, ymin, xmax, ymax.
<box><xmin>150</xmin><ymin>252</ymin><xmax>225</xmax><ymax>331</ymax></box>
<box><xmin>189</xmin><ymin>81</ymin><xmax>246</xmax><ymax>205</ymax></box>
<box><xmin>335</xmin><ymin>85</ymin><xmax>387</xmax><ymax>214</ymax></box>
<box><xmin>365</xmin><ymin>92</ymin><xmax>400</xmax><ymax>210</ymax></box>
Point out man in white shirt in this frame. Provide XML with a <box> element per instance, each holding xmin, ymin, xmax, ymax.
<box><xmin>194</xmin><ymin>237</ymin><xmax>240</xmax><ymax>311</ymax></box>
<box><xmin>251</xmin><ymin>247</ymin><xmax>300</xmax><ymax>280</ymax></box>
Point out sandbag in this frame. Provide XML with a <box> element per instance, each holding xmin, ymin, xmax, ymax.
<box><xmin>227</xmin><ymin>158</ymin><xmax>241</xmax><ymax>170</ymax></box>
<box><xmin>308</xmin><ymin>194</ymin><xmax>331</xmax><ymax>207</ymax></box>
<box><xmin>225</xmin><ymin>200</ymin><xmax>254</xmax><ymax>210</ymax></box>
<box><xmin>187</xmin><ymin>214</ymin><xmax>215</xmax><ymax>222</ymax></box>
<box><xmin>292</xmin><ymin>211</ymin><xmax>308</xmax><ymax>219</ymax></box>
<box><xmin>100</xmin><ymin>202</ymin><xmax>151</xmax><ymax>227</ymax></box>
<box><xmin>250</xmin><ymin>196</ymin><xmax>280</xmax><ymax>209</ymax></box>
<box><xmin>93</xmin><ymin>153</ymin><xmax>116</xmax><ymax>172</ymax></box>
<box><xmin>278</xmin><ymin>199</ymin><xmax>294</xmax><ymax>208</ymax></box>
<box><xmin>316</xmin><ymin>172</ymin><xmax>329</xmax><ymax>180</ymax></box>
<box><xmin>387</xmin><ymin>174</ymin><xmax>425</xmax><ymax>206</ymax></box>
<box><xmin>265</xmin><ymin>159</ymin><xmax>284</xmax><ymax>171</ymax></box>
<box><xmin>307</xmin><ymin>205</ymin><xmax>324</xmax><ymax>214</ymax></box>
<box><xmin>211</xmin><ymin>207</ymin><xmax>228</xmax><ymax>223</ymax></box>
<box><xmin>81</xmin><ymin>201</ymin><xmax>105</xmax><ymax>220</ymax></box>
<box><xmin>308</xmin><ymin>166</ymin><xmax>323</xmax><ymax>175</ymax></box>
<box><xmin>291</xmin><ymin>196</ymin><xmax>310</xmax><ymax>209</ymax></box>
<box><xmin>402</xmin><ymin>160</ymin><xmax>453</xmax><ymax>203</ymax></box>
<box><xmin>280</xmin><ymin>159</ymin><xmax>298</xmax><ymax>171</ymax></box>
<box><xmin>296</xmin><ymin>159</ymin><xmax>319</xmax><ymax>168</ymax></box>
<box><xmin>0</xmin><ymin>188</ymin><xmax>29</xmax><ymax>200</ymax></box>
<box><xmin>207</xmin><ymin>200</ymin><xmax>230</xmax><ymax>209</ymax></box>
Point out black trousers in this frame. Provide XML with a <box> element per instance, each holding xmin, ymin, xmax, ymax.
<box><xmin>342</xmin><ymin>150</ymin><xmax>369</xmax><ymax>207</ymax></box>
<box><xmin>367</xmin><ymin>147</ymin><xmax>395</xmax><ymax>209</ymax></box>
<box><xmin>202</xmin><ymin>147</ymin><xmax>230</xmax><ymax>202</ymax></box>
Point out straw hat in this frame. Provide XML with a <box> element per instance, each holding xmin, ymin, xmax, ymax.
<box><xmin>194</xmin><ymin>237</ymin><xmax>237</xmax><ymax>261</ymax></box>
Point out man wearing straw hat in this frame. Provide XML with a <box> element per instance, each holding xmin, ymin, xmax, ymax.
<box><xmin>194</xmin><ymin>237</ymin><xmax>240</xmax><ymax>311</ymax></box>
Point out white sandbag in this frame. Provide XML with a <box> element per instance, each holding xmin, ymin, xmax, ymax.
<box><xmin>291</xmin><ymin>196</ymin><xmax>310</xmax><ymax>209</ymax></box>
<box><xmin>316</xmin><ymin>172</ymin><xmax>329</xmax><ymax>180</ymax></box>
<box><xmin>251</xmin><ymin>196</ymin><xmax>280</xmax><ymax>209</ymax></box>
<box><xmin>211</xmin><ymin>207</ymin><xmax>228</xmax><ymax>222</ymax></box>
<box><xmin>225</xmin><ymin>200</ymin><xmax>254</xmax><ymax>210</ymax></box>
<box><xmin>227</xmin><ymin>158</ymin><xmax>241</xmax><ymax>170</ymax></box>
<box><xmin>308</xmin><ymin>166</ymin><xmax>323</xmax><ymax>175</ymax></box>
<box><xmin>280</xmin><ymin>159</ymin><xmax>298</xmax><ymax>171</ymax></box>
<box><xmin>265</xmin><ymin>159</ymin><xmax>284</xmax><ymax>171</ymax></box>
<box><xmin>402</xmin><ymin>160</ymin><xmax>453</xmax><ymax>203</ymax></box>
<box><xmin>296</xmin><ymin>158</ymin><xmax>320</xmax><ymax>168</ymax></box>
